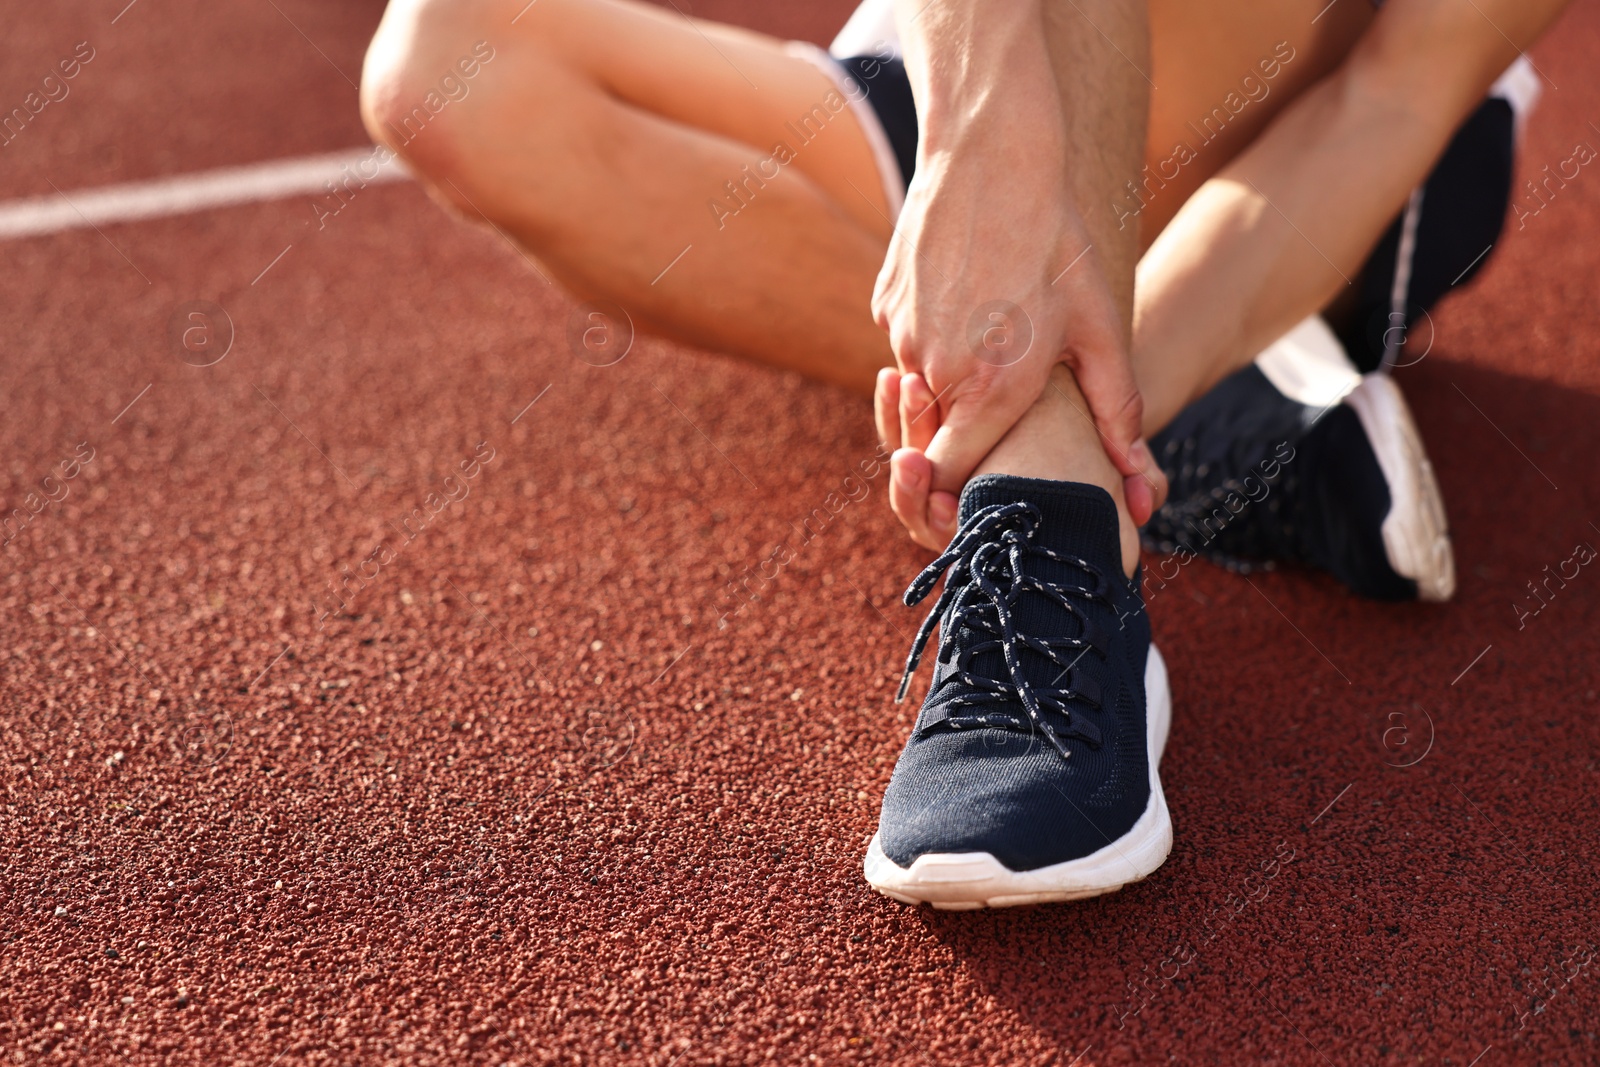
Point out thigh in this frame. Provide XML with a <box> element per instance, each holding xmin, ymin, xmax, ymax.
<box><xmin>1139</xmin><ymin>0</ymin><xmax>1377</xmax><ymax>243</ymax></box>
<box><xmin>436</xmin><ymin>0</ymin><xmax>894</xmax><ymax>234</ymax></box>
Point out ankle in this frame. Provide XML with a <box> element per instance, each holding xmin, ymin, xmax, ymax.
<box><xmin>970</xmin><ymin>367</ymin><xmax>1141</xmax><ymax>577</ymax></box>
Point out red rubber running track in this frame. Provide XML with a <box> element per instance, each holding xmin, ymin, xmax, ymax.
<box><xmin>4</xmin><ymin>1</ymin><xmax>1600</xmax><ymax>1063</ymax></box>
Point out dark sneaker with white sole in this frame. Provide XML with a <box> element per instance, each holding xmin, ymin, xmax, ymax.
<box><xmin>1144</xmin><ymin>318</ymin><xmax>1454</xmax><ymax>602</ymax></box>
<box><xmin>864</xmin><ymin>476</ymin><xmax>1172</xmax><ymax>909</ymax></box>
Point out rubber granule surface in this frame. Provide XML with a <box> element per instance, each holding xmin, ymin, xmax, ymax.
<box><xmin>3</xmin><ymin>1</ymin><xmax>1600</xmax><ymax>1064</ymax></box>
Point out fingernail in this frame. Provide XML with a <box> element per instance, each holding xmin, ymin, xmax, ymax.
<box><xmin>1130</xmin><ymin>438</ymin><xmax>1153</xmax><ymax>470</ymax></box>
<box><xmin>930</xmin><ymin>495</ymin><xmax>956</xmax><ymax>534</ymax></box>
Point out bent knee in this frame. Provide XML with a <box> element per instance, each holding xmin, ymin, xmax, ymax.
<box><xmin>359</xmin><ymin>1</ymin><xmax>499</xmax><ymax>171</ymax></box>
<box><xmin>361</xmin><ymin>0</ymin><xmax>591</xmax><ymax>206</ymax></box>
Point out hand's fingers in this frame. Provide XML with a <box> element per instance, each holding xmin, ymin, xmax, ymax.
<box><xmin>921</xmin><ymin>377</ymin><xmax>1036</xmax><ymax>498</ymax></box>
<box><xmin>899</xmin><ymin>372</ymin><xmax>939</xmax><ymax>453</ymax></box>
<box><xmin>1124</xmin><ymin>456</ymin><xmax>1167</xmax><ymax>527</ymax></box>
<box><xmin>1146</xmin><ymin>454</ymin><xmax>1169</xmax><ymax>512</ymax></box>
<box><xmin>1072</xmin><ymin>354</ymin><xmax>1143</xmax><ymax>479</ymax></box>
<box><xmin>928</xmin><ymin>489</ymin><xmax>959</xmax><ymax>545</ymax></box>
<box><xmin>875</xmin><ymin>368</ymin><xmax>902</xmax><ymax>451</ymax></box>
<box><xmin>1115</xmin><ymin>438</ymin><xmax>1163</xmax><ymax>526</ymax></box>
<box><xmin>888</xmin><ymin>448</ymin><xmax>942</xmax><ymax>551</ymax></box>
<box><xmin>1071</xmin><ymin>350</ymin><xmax>1164</xmax><ymax>523</ymax></box>
<box><xmin>1123</xmin><ymin>473</ymin><xmax>1153</xmax><ymax>529</ymax></box>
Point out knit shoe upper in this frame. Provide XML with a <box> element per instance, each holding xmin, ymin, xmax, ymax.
<box><xmin>874</xmin><ymin>476</ymin><xmax>1156</xmax><ymax>874</ymax></box>
<box><xmin>1144</xmin><ymin>364</ymin><xmax>1426</xmax><ymax>601</ymax></box>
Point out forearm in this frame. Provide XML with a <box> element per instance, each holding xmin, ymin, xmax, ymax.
<box><xmin>876</xmin><ymin>0</ymin><xmax>1161</xmax><ymax>543</ymax></box>
<box><xmin>894</xmin><ymin>0</ymin><xmax>1064</xmax><ymax>182</ymax></box>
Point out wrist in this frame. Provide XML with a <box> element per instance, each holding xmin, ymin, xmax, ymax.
<box><xmin>917</xmin><ymin>94</ymin><xmax>1066</xmax><ymax>174</ymax></box>
<box><xmin>898</xmin><ymin>1</ymin><xmax>1061</xmax><ymax>157</ymax></box>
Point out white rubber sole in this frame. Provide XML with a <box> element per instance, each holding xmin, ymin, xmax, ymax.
<box><xmin>1342</xmin><ymin>375</ymin><xmax>1456</xmax><ymax>602</ymax></box>
<box><xmin>863</xmin><ymin>645</ymin><xmax>1173</xmax><ymax>910</ymax></box>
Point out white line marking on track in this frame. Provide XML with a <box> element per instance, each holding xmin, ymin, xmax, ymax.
<box><xmin>0</xmin><ymin>148</ymin><xmax>410</xmax><ymax>241</ymax></box>
<box><xmin>43</xmin><ymin>176</ymin><xmax>152</xmax><ymax>282</ymax></box>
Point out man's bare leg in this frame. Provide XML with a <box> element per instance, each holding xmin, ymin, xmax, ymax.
<box><xmin>890</xmin><ymin>0</ymin><xmax>1150</xmax><ymax>574</ymax></box>
<box><xmin>863</xmin><ymin>0</ymin><xmax>1174</xmax><ymax>910</ymax></box>
<box><xmin>361</xmin><ymin>0</ymin><xmax>895</xmax><ymax>393</ymax></box>
<box><xmin>366</xmin><ymin>0</ymin><xmax>1396</xmax><ymax>550</ymax></box>
<box><xmin>362</xmin><ymin>0</ymin><xmax>1249</xmax><ymax>568</ymax></box>
<box><xmin>1044</xmin><ymin>0</ymin><xmax>1149</xmax><ymax>334</ymax></box>
<box><xmin>364</xmin><ymin>0</ymin><xmax>1372</xmax><ymax>409</ymax></box>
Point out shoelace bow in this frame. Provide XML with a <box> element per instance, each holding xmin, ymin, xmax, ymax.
<box><xmin>896</xmin><ymin>502</ymin><xmax>1110</xmax><ymax>761</ymax></box>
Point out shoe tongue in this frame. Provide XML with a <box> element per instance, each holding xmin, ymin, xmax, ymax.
<box><xmin>958</xmin><ymin>475</ymin><xmax>1122</xmax><ymax>576</ymax></box>
<box><xmin>945</xmin><ymin>476</ymin><xmax>1125</xmax><ymax>701</ymax></box>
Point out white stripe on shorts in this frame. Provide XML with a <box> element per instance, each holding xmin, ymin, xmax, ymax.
<box><xmin>784</xmin><ymin>40</ymin><xmax>906</xmax><ymax>223</ymax></box>
<box><xmin>829</xmin><ymin>0</ymin><xmax>900</xmax><ymax>60</ymax></box>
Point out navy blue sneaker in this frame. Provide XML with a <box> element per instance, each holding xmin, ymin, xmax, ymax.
<box><xmin>1144</xmin><ymin>318</ymin><xmax>1454</xmax><ymax>602</ymax></box>
<box><xmin>864</xmin><ymin>476</ymin><xmax>1172</xmax><ymax>909</ymax></box>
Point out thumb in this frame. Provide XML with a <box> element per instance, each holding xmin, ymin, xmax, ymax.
<box><xmin>921</xmin><ymin>380</ymin><xmax>1035</xmax><ymax>498</ymax></box>
<box><xmin>1070</xmin><ymin>351</ymin><xmax>1161</xmax><ymax>525</ymax></box>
